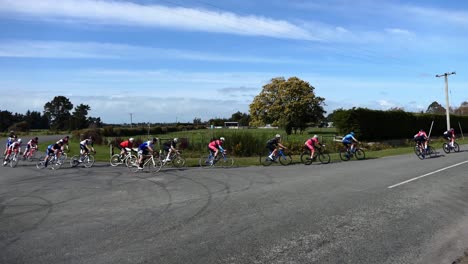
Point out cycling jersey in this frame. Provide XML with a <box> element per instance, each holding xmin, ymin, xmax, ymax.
<box><xmin>80</xmin><ymin>139</ymin><xmax>93</xmax><ymax>146</ymax></box>
<box><xmin>342</xmin><ymin>134</ymin><xmax>356</xmax><ymax>144</ymax></box>
<box><xmin>208</xmin><ymin>140</ymin><xmax>223</xmax><ymax>152</ymax></box>
<box><xmin>162</xmin><ymin>140</ymin><xmax>177</xmax><ymax>151</ymax></box>
<box><xmin>119</xmin><ymin>140</ymin><xmax>133</xmax><ymax>149</ymax></box>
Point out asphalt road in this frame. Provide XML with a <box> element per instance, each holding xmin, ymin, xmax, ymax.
<box><xmin>1</xmin><ymin>144</ymin><xmax>467</xmax><ymax>264</ymax></box>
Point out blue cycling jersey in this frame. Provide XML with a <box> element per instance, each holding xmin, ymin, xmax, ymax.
<box><xmin>342</xmin><ymin>134</ymin><xmax>355</xmax><ymax>143</ymax></box>
<box><xmin>139</xmin><ymin>141</ymin><xmax>153</xmax><ymax>150</ymax></box>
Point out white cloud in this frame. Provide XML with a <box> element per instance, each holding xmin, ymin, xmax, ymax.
<box><xmin>0</xmin><ymin>40</ymin><xmax>309</xmax><ymax>64</ymax></box>
<box><xmin>0</xmin><ymin>0</ymin><xmax>316</xmax><ymax>40</ymax></box>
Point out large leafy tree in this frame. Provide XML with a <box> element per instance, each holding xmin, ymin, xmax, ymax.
<box><xmin>72</xmin><ymin>104</ymin><xmax>91</xmax><ymax>129</ymax></box>
<box><xmin>44</xmin><ymin>96</ymin><xmax>74</xmax><ymax>130</ymax></box>
<box><xmin>426</xmin><ymin>101</ymin><xmax>446</xmax><ymax>114</ymax></box>
<box><xmin>249</xmin><ymin>77</ymin><xmax>325</xmax><ymax>134</ymax></box>
<box><xmin>454</xmin><ymin>101</ymin><xmax>468</xmax><ymax>115</ymax></box>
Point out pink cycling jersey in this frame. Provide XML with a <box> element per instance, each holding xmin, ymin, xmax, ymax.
<box><xmin>305</xmin><ymin>138</ymin><xmax>320</xmax><ymax>150</ymax></box>
<box><xmin>208</xmin><ymin>140</ymin><xmax>222</xmax><ymax>151</ymax></box>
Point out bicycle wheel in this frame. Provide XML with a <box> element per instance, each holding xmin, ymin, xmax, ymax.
<box><xmin>261</xmin><ymin>154</ymin><xmax>273</xmax><ymax>166</ymax></box>
<box><xmin>83</xmin><ymin>155</ymin><xmax>95</xmax><ymax>168</ymax></box>
<box><xmin>125</xmin><ymin>155</ymin><xmax>137</xmax><ymax>167</ymax></box>
<box><xmin>339</xmin><ymin>149</ymin><xmax>350</xmax><ymax>161</ymax></box>
<box><xmin>279</xmin><ymin>154</ymin><xmax>292</xmax><ymax>166</ymax></box>
<box><xmin>427</xmin><ymin>146</ymin><xmax>436</xmax><ymax>158</ymax></box>
<box><xmin>50</xmin><ymin>157</ymin><xmax>63</xmax><ymax>170</ymax></box>
<box><xmin>9</xmin><ymin>153</ymin><xmax>18</xmax><ymax>168</ymax></box>
<box><xmin>214</xmin><ymin>156</ymin><xmax>234</xmax><ymax>168</ymax></box>
<box><xmin>199</xmin><ymin>155</ymin><xmax>213</xmax><ymax>168</ymax></box>
<box><xmin>355</xmin><ymin>149</ymin><xmax>366</xmax><ymax>160</ymax></box>
<box><xmin>442</xmin><ymin>143</ymin><xmax>450</xmax><ymax>154</ymax></box>
<box><xmin>110</xmin><ymin>154</ymin><xmax>122</xmax><ymax>166</ymax></box>
<box><xmin>36</xmin><ymin>160</ymin><xmax>46</xmax><ymax>169</ymax></box>
<box><xmin>453</xmin><ymin>142</ymin><xmax>460</xmax><ymax>152</ymax></box>
<box><xmin>300</xmin><ymin>151</ymin><xmax>313</xmax><ymax>165</ymax></box>
<box><xmin>414</xmin><ymin>147</ymin><xmax>425</xmax><ymax>160</ymax></box>
<box><xmin>171</xmin><ymin>156</ymin><xmax>186</xmax><ymax>168</ymax></box>
<box><xmin>70</xmin><ymin>155</ymin><xmax>80</xmax><ymax>167</ymax></box>
<box><xmin>318</xmin><ymin>153</ymin><xmax>331</xmax><ymax>164</ymax></box>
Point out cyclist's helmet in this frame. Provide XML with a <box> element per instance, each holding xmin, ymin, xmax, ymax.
<box><xmin>275</xmin><ymin>134</ymin><xmax>281</xmax><ymax>138</ymax></box>
<box><xmin>313</xmin><ymin>135</ymin><xmax>318</xmax><ymax>138</ymax></box>
<box><xmin>173</xmin><ymin>138</ymin><xmax>178</xmax><ymax>143</ymax></box>
<box><xmin>419</xmin><ymin>128</ymin><xmax>424</xmax><ymax>132</ymax></box>
<box><xmin>450</xmin><ymin>128</ymin><xmax>454</xmax><ymax>131</ymax></box>
<box><xmin>152</xmin><ymin>137</ymin><xmax>158</xmax><ymax>142</ymax></box>
<box><xmin>34</xmin><ymin>137</ymin><xmax>38</xmax><ymax>141</ymax></box>
<box><xmin>350</xmin><ymin>132</ymin><xmax>355</xmax><ymax>136</ymax></box>
<box><xmin>220</xmin><ymin>137</ymin><xmax>225</xmax><ymax>141</ymax></box>
<box><xmin>17</xmin><ymin>138</ymin><xmax>22</xmax><ymax>143</ymax></box>
<box><xmin>129</xmin><ymin>138</ymin><xmax>134</xmax><ymax>142</ymax></box>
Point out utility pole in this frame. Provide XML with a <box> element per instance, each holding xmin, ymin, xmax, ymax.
<box><xmin>436</xmin><ymin>71</ymin><xmax>456</xmax><ymax>130</ymax></box>
<box><xmin>129</xmin><ymin>113</ymin><xmax>133</xmax><ymax>128</ymax></box>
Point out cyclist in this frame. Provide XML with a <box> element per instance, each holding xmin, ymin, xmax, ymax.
<box><xmin>414</xmin><ymin>129</ymin><xmax>428</xmax><ymax>151</ymax></box>
<box><xmin>342</xmin><ymin>132</ymin><xmax>359</xmax><ymax>153</ymax></box>
<box><xmin>4</xmin><ymin>131</ymin><xmax>17</xmax><ymax>156</ymax></box>
<box><xmin>23</xmin><ymin>137</ymin><xmax>39</xmax><ymax>159</ymax></box>
<box><xmin>79</xmin><ymin>137</ymin><xmax>95</xmax><ymax>159</ymax></box>
<box><xmin>162</xmin><ymin>138</ymin><xmax>179</xmax><ymax>162</ymax></box>
<box><xmin>266</xmin><ymin>134</ymin><xmax>286</xmax><ymax>161</ymax></box>
<box><xmin>56</xmin><ymin>136</ymin><xmax>70</xmax><ymax>152</ymax></box>
<box><xmin>3</xmin><ymin>138</ymin><xmax>21</xmax><ymax>166</ymax></box>
<box><xmin>137</xmin><ymin>137</ymin><xmax>158</xmax><ymax>169</ymax></box>
<box><xmin>305</xmin><ymin>135</ymin><xmax>322</xmax><ymax>160</ymax></box>
<box><xmin>118</xmin><ymin>137</ymin><xmax>134</xmax><ymax>158</ymax></box>
<box><xmin>443</xmin><ymin>128</ymin><xmax>455</xmax><ymax>147</ymax></box>
<box><xmin>207</xmin><ymin>137</ymin><xmax>225</xmax><ymax>164</ymax></box>
<box><xmin>43</xmin><ymin>141</ymin><xmax>63</xmax><ymax>167</ymax></box>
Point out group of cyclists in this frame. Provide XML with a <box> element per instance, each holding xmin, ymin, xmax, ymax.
<box><xmin>2</xmin><ymin>132</ymin><xmax>97</xmax><ymax>168</ymax></box>
<box><xmin>414</xmin><ymin>127</ymin><xmax>456</xmax><ymax>151</ymax></box>
<box><xmin>116</xmin><ymin>136</ymin><xmax>228</xmax><ymax>169</ymax></box>
<box><xmin>2</xmin><ymin>125</ymin><xmax>460</xmax><ymax>168</ymax></box>
<box><xmin>265</xmin><ymin>131</ymin><xmax>360</xmax><ymax>162</ymax></box>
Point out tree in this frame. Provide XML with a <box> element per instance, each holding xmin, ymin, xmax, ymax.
<box><xmin>230</xmin><ymin>111</ymin><xmax>251</xmax><ymax>126</ymax></box>
<box><xmin>454</xmin><ymin>101</ymin><xmax>468</xmax><ymax>116</ymax></box>
<box><xmin>426</xmin><ymin>101</ymin><xmax>446</xmax><ymax>114</ymax></box>
<box><xmin>44</xmin><ymin>96</ymin><xmax>74</xmax><ymax>130</ymax></box>
<box><xmin>249</xmin><ymin>77</ymin><xmax>325</xmax><ymax>134</ymax></box>
<box><xmin>72</xmin><ymin>104</ymin><xmax>91</xmax><ymax>129</ymax></box>
<box><xmin>193</xmin><ymin>117</ymin><xmax>202</xmax><ymax>125</ymax></box>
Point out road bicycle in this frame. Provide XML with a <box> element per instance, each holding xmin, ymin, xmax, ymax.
<box><xmin>300</xmin><ymin>145</ymin><xmax>331</xmax><ymax>165</ymax></box>
<box><xmin>3</xmin><ymin>151</ymin><xmax>20</xmax><ymax>168</ymax></box>
<box><xmin>442</xmin><ymin>141</ymin><xmax>460</xmax><ymax>154</ymax></box>
<box><xmin>160</xmin><ymin>150</ymin><xmax>186</xmax><ymax>168</ymax></box>
<box><xmin>22</xmin><ymin>147</ymin><xmax>38</xmax><ymax>161</ymax></box>
<box><xmin>70</xmin><ymin>152</ymin><xmax>95</xmax><ymax>168</ymax></box>
<box><xmin>199</xmin><ymin>151</ymin><xmax>234</xmax><ymax>168</ymax></box>
<box><xmin>36</xmin><ymin>152</ymin><xmax>67</xmax><ymax>170</ymax></box>
<box><xmin>260</xmin><ymin>147</ymin><xmax>292</xmax><ymax>166</ymax></box>
<box><xmin>110</xmin><ymin>148</ymin><xmax>138</xmax><ymax>167</ymax></box>
<box><xmin>339</xmin><ymin>144</ymin><xmax>365</xmax><ymax>161</ymax></box>
<box><xmin>414</xmin><ymin>143</ymin><xmax>435</xmax><ymax>160</ymax></box>
<box><xmin>130</xmin><ymin>152</ymin><xmax>162</xmax><ymax>173</ymax></box>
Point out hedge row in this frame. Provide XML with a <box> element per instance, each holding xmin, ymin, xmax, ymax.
<box><xmin>332</xmin><ymin>108</ymin><xmax>468</xmax><ymax>141</ymax></box>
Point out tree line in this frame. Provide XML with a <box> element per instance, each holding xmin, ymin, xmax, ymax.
<box><xmin>1</xmin><ymin>96</ymin><xmax>102</xmax><ymax>132</ymax></box>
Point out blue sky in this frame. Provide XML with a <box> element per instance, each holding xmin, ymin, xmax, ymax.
<box><xmin>1</xmin><ymin>0</ymin><xmax>467</xmax><ymax>124</ymax></box>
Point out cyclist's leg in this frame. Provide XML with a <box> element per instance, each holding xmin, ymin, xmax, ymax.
<box><xmin>305</xmin><ymin>143</ymin><xmax>314</xmax><ymax>159</ymax></box>
<box><xmin>267</xmin><ymin>144</ymin><xmax>275</xmax><ymax>159</ymax></box>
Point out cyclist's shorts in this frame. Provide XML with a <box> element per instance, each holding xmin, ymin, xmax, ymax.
<box><xmin>342</xmin><ymin>140</ymin><xmax>352</xmax><ymax>146</ymax></box>
<box><xmin>414</xmin><ymin>136</ymin><xmax>426</xmax><ymax>143</ymax></box>
<box><xmin>208</xmin><ymin>145</ymin><xmax>217</xmax><ymax>152</ymax></box>
<box><xmin>266</xmin><ymin>144</ymin><xmax>276</xmax><ymax>152</ymax></box>
<box><xmin>305</xmin><ymin>143</ymin><xmax>315</xmax><ymax>151</ymax></box>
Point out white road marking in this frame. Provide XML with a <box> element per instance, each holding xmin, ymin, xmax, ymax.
<box><xmin>388</xmin><ymin>160</ymin><xmax>468</xmax><ymax>189</ymax></box>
